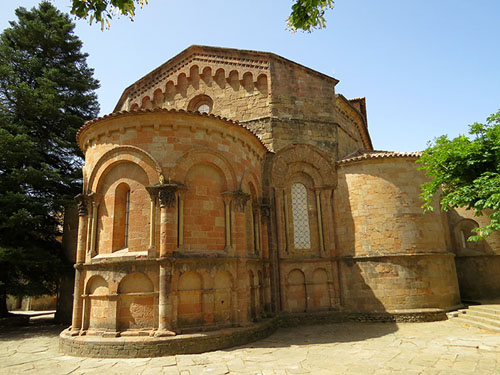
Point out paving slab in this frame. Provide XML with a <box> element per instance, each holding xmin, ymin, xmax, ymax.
<box><xmin>1</xmin><ymin>319</ymin><xmax>499</xmax><ymax>375</ymax></box>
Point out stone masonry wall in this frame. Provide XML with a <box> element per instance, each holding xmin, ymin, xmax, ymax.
<box><xmin>75</xmin><ymin>111</ymin><xmax>270</xmax><ymax>334</ymax></box>
<box><xmin>335</xmin><ymin>157</ymin><xmax>460</xmax><ymax>311</ymax></box>
<box><xmin>335</xmin><ymin>158</ymin><xmax>448</xmax><ymax>257</ymax></box>
<box><xmin>448</xmin><ymin>207</ymin><xmax>500</xmax><ymax>300</ymax></box>
<box><xmin>267</xmin><ymin>56</ymin><xmax>339</xmax><ymax>157</ymax></box>
<box><xmin>340</xmin><ymin>254</ymin><xmax>460</xmax><ymax>312</ymax></box>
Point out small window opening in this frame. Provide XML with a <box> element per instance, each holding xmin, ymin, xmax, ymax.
<box><xmin>460</xmin><ymin>230</ymin><xmax>467</xmax><ymax>249</ymax></box>
<box><xmin>187</xmin><ymin>94</ymin><xmax>213</xmax><ymax>114</ymax></box>
<box><xmin>197</xmin><ymin>104</ymin><xmax>210</xmax><ymax>114</ymax></box>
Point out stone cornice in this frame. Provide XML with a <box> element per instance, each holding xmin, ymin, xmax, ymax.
<box><xmin>76</xmin><ymin>109</ymin><xmax>272</xmax><ymax>159</ymax></box>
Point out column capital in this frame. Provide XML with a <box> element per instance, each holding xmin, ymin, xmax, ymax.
<box><xmin>74</xmin><ymin>193</ymin><xmax>90</xmax><ymax>216</ymax></box>
<box><xmin>146</xmin><ymin>183</ymin><xmax>184</xmax><ymax>208</ymax></box>
<box><xmin>258</xmin><ymin>197</ymin><xmax>271</xmax><ymax>222</ymax></box>
<box><xmin>222</xmin><ymin>190</ymin><xmax>250</xmax><ymax>212</ymax></box>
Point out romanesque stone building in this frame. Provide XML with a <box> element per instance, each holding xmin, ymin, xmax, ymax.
<box><xmin>62</xmin><ymin>46</ymin><xmax>500</xmax><ymax>355</ymax></box>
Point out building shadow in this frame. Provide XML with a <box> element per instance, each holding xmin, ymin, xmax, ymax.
<box><xmin>0</xmin><ymin>315</ymin><xmax>65</xmax><ymax>342</ymax></box>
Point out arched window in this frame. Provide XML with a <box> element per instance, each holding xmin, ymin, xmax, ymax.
<box><xmin>455</xmin><ymin>218</ymin><xmax>484</xmax><ymax>253</ymax></box>
<box><xmin>113</xmin><ymin>183</ymin><xmax>131</xmax><ymax>251</ymax></box>
<box><xmin>291</xmin><ymin>183</ymin><xmax>311</xmax><ymax>249</ymax></box>
<box><xmin>187</xmin><ymin>94</ymin><xmax>213</xmax><ymax>114</ymax></box>
<box><xmin>124</xmin><ymin>189</ymin><xmax>130</xmax><ymax>248</ymax></box>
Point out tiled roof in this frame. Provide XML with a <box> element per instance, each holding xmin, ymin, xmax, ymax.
<box><xmin>76</xmin><ymin>108</ymin><xmax>271</xmax><ymax>152</ymax></box>
<box><xmin>337</xmin><ymin>149</ymin><xmax>422</xmax><ymax>165</ymax></box>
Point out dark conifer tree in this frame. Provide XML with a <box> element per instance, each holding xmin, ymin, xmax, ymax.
<box><xmin>0</xmin><ymin>1</ymin><xmax>99</xmax><ymax>316</ymax></box>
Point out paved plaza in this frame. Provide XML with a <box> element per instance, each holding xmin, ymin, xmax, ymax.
<box><xmin>1</xmin><ymin>317</ymin><xmax>499</xmax><ymax>375</ymax></box>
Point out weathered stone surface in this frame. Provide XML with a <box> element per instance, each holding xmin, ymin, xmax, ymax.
<box><xmin>64</xmin><ymin>45</ymin><xmax>499</xmax><ymax>356</ymax></box>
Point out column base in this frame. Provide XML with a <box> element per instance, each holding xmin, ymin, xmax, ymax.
<box><xmin>154</xmin><ymin>330</ymin><xmax>176</xmax><ymax>337</ymax></box>
<box><xmin>70</xmin><ymin>329</ymin><xmax>80</xmax><ymax>336</ymax></box>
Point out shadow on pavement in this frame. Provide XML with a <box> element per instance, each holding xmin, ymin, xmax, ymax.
<box><xmin>0</xmin><ymin>316</ymin><xmax>66</xmax><ymax>342</ymax></box>
<box><xmin>227</xmin><ymin>321</ymin><xmax>399</xmax><ymax>351</ymax></box>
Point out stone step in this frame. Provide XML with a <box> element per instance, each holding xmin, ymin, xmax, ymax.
<box><xmin>462</xmin><ymin>309</ymin><xmax>500</xmax><ymax>323</ymax></box>
<box><xmin>468</xmin><ymin>305</ymin><xmax>500</xmax><ymax>316</ymax></box>
<box><xmin>454</xmin><ymin>315</ymin><xmax>500</xmax><ymax>333</ymax></box>
<box><xmin>457</xmin><ymin>312</ymin><xmax>500</xmax><ymax>329</ymax></box>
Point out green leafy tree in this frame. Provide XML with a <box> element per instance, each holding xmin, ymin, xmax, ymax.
<box><xmin>287</xmin><ymin>0</ymin><xmax>335</xmax><ymax>32</ymax></box>
<box><xmin>0</xmin><ymin>2</ymin><xmax>99</xmax><ymax>316</ymax></box>
<box><xmin>69</xmin><ymin>0</ymin><xmax>334</xmax><ymax>32</ymax></box>
<box><xmin>417</xmin><ymin>111</ymin><xmax>500</xmax><ymax>241</ymax></box>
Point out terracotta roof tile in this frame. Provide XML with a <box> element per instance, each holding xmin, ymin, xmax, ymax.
<box><xmin>337</xmin><ymin>149</ymin><xmax>422</xmax><ymax>165</ymax></box>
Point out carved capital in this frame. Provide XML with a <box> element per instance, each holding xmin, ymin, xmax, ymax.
<box><xmin>258</xmin><ymin>198</ymin><xmax>271</xmax><ymax>221</ymax></box>
<box><xmin>146</xmin><ymin>183</ymin><xmax>183</xmax><ymax>208</ymax></box>
<box><xmin>231</xmin><ymin>190</ymin><xmax>250</xmax><ymax>212</ymax></box>
<box><xmin>75</xmin><ymin>193</ymin><xmax>90</xmax><ymax>216</ymax></box>
<box><xmin>158</xmin><ymin>185</ymin><xmax>177</xmax><ymax>208</ymax></box>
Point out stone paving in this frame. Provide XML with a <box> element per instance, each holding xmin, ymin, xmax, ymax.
<box><xmin>1</xmin><ymin>318</ymin><xmax>499</xmax><ymax>375</ymax></box>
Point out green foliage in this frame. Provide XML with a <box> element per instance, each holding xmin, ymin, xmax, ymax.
<box><xmin>287</xmin><ymin>0</ymin><xmax>335</xmax><ymax>32</ymax></box>
<box><xmin>0</xmin><ymin>1</ymin><xmax>99</xmax><ymax>314</ymax></box>
<box><xmin>70</xmin><ymin>0</ymin><xmax>148</xmax><ymax>29</ymax></box>
<box><xmin>417</xmin><ymin>111</ymin><xmax>500</xmax><ymax>240</ymax></box>
<box><xmin>68</xmin><ymin>0</ymin><xmax>334</xmax><ymax>32</ymax></box>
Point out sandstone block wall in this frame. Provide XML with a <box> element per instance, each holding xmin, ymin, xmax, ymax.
<box><xmin>336</xmin><ymin>158</ymin><xmax>448</xmax><ymax>257</ymax></box>
<box><xmin>340</xmin><ymin>254</ymin><xmax>460</xmax><ymax>311</ymax></box>
<box><xmin>72</xmin><ymin>111</ymin><xmax>271</xmax><ymax>335</ymax></box>
<box><xmin>335</xmin><ymin>157</ymin><xmax>460</xmax><ymax>311</ymax></box>
<box><xmin>448</xmin><ymin>207</ymin><xmax>500</xmax><ymax>300</ymax></box>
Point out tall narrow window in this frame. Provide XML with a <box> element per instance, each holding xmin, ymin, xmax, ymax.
<box><xmin>291</xmin><ymin>183</ymin><xmax>311</xmax><ymax>249</ymax></box>
<box><xmin>112</xmin><ymin>183</ymin><xmax>131</xmax><ymax>251</ymax></box>
<box><xmin>124</xmin><ymin>190</ymin><xmax>130</xmax><ymax>248</ymax></box>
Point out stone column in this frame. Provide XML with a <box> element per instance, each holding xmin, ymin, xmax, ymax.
<box><xmin>253</xmin><ymin>205</ymin><xmax>261</xmax><ymax>254</ymax></box>
<box><xmin>264</xmin><ymin>265</ymin><xmax>272</xmax><ymax>313</ymax></box>
<box><xmin>222</xmin><ymin>193</ymin><xmax>233</xmax><ymax>251</ymax></box>
<box><xmin>323</xmin><ymin>187</ymin><xmax>341</xmax><ymax>306</ymax></box>
<box><xmin>148</xmin><ymin>191</ymin><xmax>157</xmax><ymax>256</ymax></box>
<box><xmin>314</xmin><ymin>188</ymin><xmax>325</xmax><ymax>253</ymax></box>
<box><xmin>89</xmin><ymin>194</ymin><xmax>101</xmax><ymax>259</ymax></box>
<box><xmin>75</xmin><ymin>194</ymin><xmax>89</xmax><ymax>263</ymax></box>
<box><xmin>274</xmin><ymin>188</ymin><xmax>287</xmax><ymax>256</ymax></box>
<box><xmin>160</xmin><ymin>184</ymin><xmax>179</xmax><ymax>255</ymax></box>
<box><xmin>70</xmin><ymin>264</ymin><xmax>83</xmax><ymax>334</ymax></box>
<box><xmin>147</xmin><ymin>183</ymin><xmax>179</xmax><ymax>336</ymax></box>
<box><xmin>320</xmin><ymin>186</ymin><xmax>335</xmax><ymax>256</ymax></box>
<box><xmin>71</xmin><ymin>194</ymin><xmax>89</xmax><ymax>334</ymax></box>
<box><xmin>258</xmin><ymin>199</ymin><xmax>271</xmax><ymax>259</ymax></box>
<box><xmin>236</xmin><ymin>259</ymin><xmax>249</xmax><ymax>324</ymax></box>
<box><xmin>232</xmin><ymin>190</ymin><xmax>250</xmax><ymax>255</ymax></box>
<box><xmin>156</xmin><ymin>184</ymin><xmax>179</xmax><ymax>336</ymax></box>
<box><xmin>177</xmin><ymin>187</ymin><xmax>187</xmax><ymax>248</ymax></box>
<box><xmin>156</xmin><ymin>261</ymin><xmax>175</xmax><ymax>336</ymax></box>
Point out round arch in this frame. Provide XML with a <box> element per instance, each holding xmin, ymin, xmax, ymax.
<box><xmin>174</xmin><ymin>148</ymin><xmax>237</xmax><ymax>191</ymax></box>
<box><xmin>87</xmin><ymin>146</ymin><xmax>162</xmax><ymax>193</ymax></box>
<box><xmin>271</xmin><ymin>144</ymin><xmax>336</xmax><ymax>189</ymax></box>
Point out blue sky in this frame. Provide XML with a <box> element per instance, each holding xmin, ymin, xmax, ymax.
<box><xmin>1</xmin><ymin>1</ymin><xmax>499</xmax><ymax>152</ymax></box>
